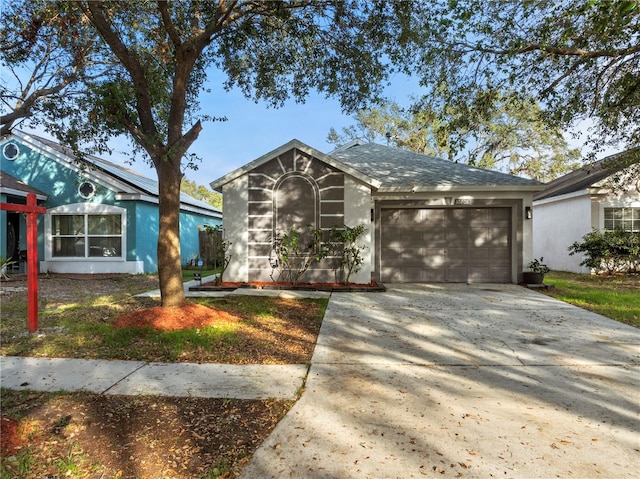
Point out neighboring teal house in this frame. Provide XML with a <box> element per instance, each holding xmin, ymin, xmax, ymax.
<box><xmin>1</xmin><ymin>131</ymin><xmax>222</xmax><ymax>274</ymax></box>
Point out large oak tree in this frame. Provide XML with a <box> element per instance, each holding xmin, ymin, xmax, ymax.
<box><xmin>16</xmin><ymin>1</ymin><xmax>411</xmax><ymax>307</ymax></box>
<box><xmin>404</xmin><ymin>0</ymin><xmax>639</xmax><ymax>160</ymax></box>
<box><xmin>0</xmin><ymin>0</ymin><xmax>105</xmax><ymax>135</ymax></box>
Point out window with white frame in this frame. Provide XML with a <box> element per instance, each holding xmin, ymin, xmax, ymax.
<box><xmin>49</xmin><ymin>204</ymin><xmax>125</xmax><ymax>258</ymax></box>
<box><xmin>604</xmin><ymin>207</ymin><xmax>640</xmax><ymax>232</ymax></box>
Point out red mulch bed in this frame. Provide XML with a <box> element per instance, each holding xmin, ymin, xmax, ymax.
<box><xmin>113</xmin><ymin>303</ymin><xmax>242</xmax><ymax>331</ymax></box>
<box><xmin>0</xmin><ymin>416</ymin><xmax>23</xmax><ymax>455</ymax></box>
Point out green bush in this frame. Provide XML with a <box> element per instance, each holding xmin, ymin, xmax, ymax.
<box><xmin>269</xmin><ymin>225</ymin><xmax>328</xmax><ymax>284</ymax></box>
<box><xmin>328</xmin><ymin>224</ymin><xmax>368</xmax><ymax>284</ymax></box>
<box><xmin>268</xmin><ymin>223</ymin><xmax>368</xmax><ymax>285</ymax></box>
<box><xmin>568</xmin><ymin>229</ymin><xmax>640</xmax><ymax>274</ymax></box>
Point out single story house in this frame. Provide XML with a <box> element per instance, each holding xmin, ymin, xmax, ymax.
<box><xmin>211</xmin><ymin>139</ymin><xmax>543</xmax><ymax>284</ymax></box>
<box><xmin>533</xmin><ymin>150</ymin><xmax>640</xmax><ymax>273</ymax></box>
<box><xmin>1</xmin><ymin>131</ymin><xmax>222</xmax><ymax>274</ymax></box>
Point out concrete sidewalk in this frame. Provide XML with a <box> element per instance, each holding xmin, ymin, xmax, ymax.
<box><xmin>0</xmin><ymin>278</ymin><xmax>328</xmax><ymax>400</ymax></box>
<box><xmin>0</xmin><ymin>356</ymin><xmax>307</xmax><ymax>400</ymax></box>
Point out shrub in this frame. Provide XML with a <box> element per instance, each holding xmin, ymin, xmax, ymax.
<box><xmin>569</xmin><ymin>229</ymin><xmax>640</xmax><ymax>274</ymax></box>
<box><xmin>269</xmin><ymin>225</ymin><xmax>328</xmax><ymax>284</ymax></box>
<box><xmin>328</xmin><ymin>224</ymin><xmax>368</xmax><ymax>284</ymax></box>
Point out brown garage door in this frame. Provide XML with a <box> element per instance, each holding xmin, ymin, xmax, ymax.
<box><xmin>380</xmin><ymin>208</ymin><xmax>512</xmax><ymax>283</ymax></box>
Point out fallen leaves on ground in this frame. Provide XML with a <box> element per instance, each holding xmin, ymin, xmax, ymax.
<box><xmin>1</xmin><ymin>391</ymin><xmax>292</xmax><ymax>478</ymax></box>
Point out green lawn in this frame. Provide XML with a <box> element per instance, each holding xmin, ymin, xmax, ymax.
<box><xmin>181</xmin><ymin>267</ymin><xmax>219</xmax><ymax>281</ymax></box>
<box><xmin>542</xmin><ymin>271</ymin><xmax>640</xmax><ymax>328</ymax></box>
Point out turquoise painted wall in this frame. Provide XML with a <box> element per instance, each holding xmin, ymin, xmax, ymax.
<box><xmin>134</xmin><ymin>201</ymin><xmax>159</xmax><ymax>273</ymax></box>
<box><xmin>180</xmin><ymin>210</ymin><xmax>219</xmax><ymax>264</ymax></box>
<box><xmin>2</xmin><ymin>141</ymin><xmax>116</xmax><ymax>206</ymax></box>
<box><xmin>1</xmin><ymin>139</ymin><xmax>127</xmax><ymax>264</ymax></box>
<box><xmin>131</xmin><ymin>202</ymin><xmax>222</xmax><ymax>273</ymax></box>
<box><xmin>1</xmin><ymin>137</ymin><xmax>221</xmax><ymax>273</ymax></box>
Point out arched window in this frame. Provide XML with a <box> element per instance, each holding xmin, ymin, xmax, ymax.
<box><xmin>273</xmin><ymin>173</ymin><xmax>319</xmax><ymax>237</ymax></box>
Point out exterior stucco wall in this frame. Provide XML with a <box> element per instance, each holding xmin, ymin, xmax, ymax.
<box><xmin>222</xmin><ymin>174</ymin><xmax>249</xmax><ymax>282</ymax></box>
<box><xmin>533</xmin><ymin>192</ymin><xmax>592</xmax><ymax>273</ymax></box>
<box><xmin>221</xmin><ymin>148</ymin><xmax>378</xmax><ymax>284</ymax></box>
<box><xmin>246</xmin><ymin>148</ymin><xmax>346</xmax><ymax>283</ymax></box>
<box><xmin>344</xmin><ymin>176</ymin><xmax>373</xmax><ymax>284</ymax></box>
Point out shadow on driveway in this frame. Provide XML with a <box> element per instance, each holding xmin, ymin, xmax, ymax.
<box><xmin>241</xmin><ymin>283</ymin><xmax>640</xmax><ymax>478</ymax></box>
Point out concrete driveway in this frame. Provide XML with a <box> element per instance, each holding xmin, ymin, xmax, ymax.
<box><xmin>240</xmin><ymin>283</ymin><xmax>640</xmax><ymax>478</ymax></box>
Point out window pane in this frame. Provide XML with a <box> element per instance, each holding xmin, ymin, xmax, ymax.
<box><xmin>88</xmin><ymin>237</ymin><xmax>122</xmax><ymax>257</ymax></box>
<box><xmin>52</xmin><ymin>215</ymin><xmax>84</xmax><ymax>235</ymax></box>
<box><xmin>604</xmin><ymin>207</ymin><xmax>640</xmax><ymax>231</ymax></box>
<box><xmin>52</xmin><ymin>237</ymin><xmax>85</xmax><ymax>257</ymax></box>
<box><xmin>88</xmin><ymin>214</ymin><xmax>121</xmax><ymax>235</ymax></box>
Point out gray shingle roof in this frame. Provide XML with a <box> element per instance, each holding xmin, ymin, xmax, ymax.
<box><xmin>0</xmin><ymin>171</ymin><xmax>48</xmax><ymax>199</ymax></box>
<box><xmin>533</xmin><ymin>148</ymin><xmax>639</xmax><ymax>201</ymax></box>
<box><xmin>18</xmin><ymin>133</ymin><xmax>221</xmax><ymax>214</ymax></box>
<box><xmin>330</xmin><ymin>141</ymin><xmax>542</xmax><ymax>189</ymax></box>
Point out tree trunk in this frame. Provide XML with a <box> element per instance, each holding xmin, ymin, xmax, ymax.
<box><xmin>156</xmin><ymin>158</ymin><xmax>185</xmax><ymax>307</ymax></box>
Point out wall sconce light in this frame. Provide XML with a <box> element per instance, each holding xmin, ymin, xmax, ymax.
<box><xmin>525</xmin><ymin>206</ymin><xmax>533</xmax><ymax>219</ymax></box>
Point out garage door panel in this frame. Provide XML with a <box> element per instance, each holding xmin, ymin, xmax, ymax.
<box><xmin>381</xmin><ymin>247</ymin><xmax>420</xmax><ymax>263</ymax></box>
<box><xmin>423</xmin><ymin>230</ymin><xmax>446</xmax><ymax>244</ymax></box>
<box><xmin>420</xmin><ymin>268</ymin><xmax>447</xmax><ymax>282</ymax></box>
<box><xmin>381</xmin><ymin>207</ymin><xmax>512</xmax><ymax>283</ymax></box>
<box><xmin>381</xmin><ymin>267</ymin><xmax>446</xmax><ymax>282</ymax></box>
<box><xmin>489</xmin><ymin>227</ymin><xmax>510</xmax><ymax>246</ymax></box>
<box><xmin>422</xmin><ymin>209</ymin><xmax>445</xmax><ymax>224</ymax></box>
<box><xmin>383</xmin><ymin>248</ymin><xmax>446</xmax><ymax>268</ymax></box>
<box><xmin>446</xmin><ymin>248</ymin><xmax>468</xmax><ymax>266</ymax></box>
<box><xmin>489</xmin><ymin>267</ymin><xmax>512</xmax><ymax>281</ymax></box>
<box><xmin>468</xmin><ymin>267</ymin><xmax>511</xmax><ymax>283</ymax></box>
<box><xmin>447</xmin><ymin>267</ymin><xmax>469</xmax><ymax>282</ymax></box>
<box><xmin>445</xmin><ymin>227</ymin><xmax>468</xmax><ymax>246</ymax></box>
<box><xmin>467</xmin><ymin>247</ymin><xmax>490</xmax><ymax>264</ymax></box>
<box><xmin>447</xmin><ymin>209</ymin><xmax>468</xmax><ymax>226</ymax></box>
<box><xmin>385</xmin><ymin>234</ymin><xmax>425</xmax><ymax>248</ymax></box>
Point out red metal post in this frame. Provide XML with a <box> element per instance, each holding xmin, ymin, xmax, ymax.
<box><xmin>0</xmin><ymin>193</ymin><xmax>46</xmax><ymax>333</ymax></box>
<box><xmin>26</xmin><ymin>194</ymin><xmax>39</xmax><ymax>333</ymax></box>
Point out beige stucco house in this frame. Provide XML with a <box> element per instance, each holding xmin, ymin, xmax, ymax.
<box><xmin>211</xmin><ymin>139</ymin><xmax>543</xmax><ymax>284</ymax></box>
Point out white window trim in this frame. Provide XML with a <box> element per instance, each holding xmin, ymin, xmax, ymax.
<box><xmin>45</xmin><ymin>203</ymin><xmax>127</xmax><ymax>262</ymax></box>
<box><xmin>599</xmin><ymin>200</ymin><xmax>640</xmax><ymax>232</ymax></box>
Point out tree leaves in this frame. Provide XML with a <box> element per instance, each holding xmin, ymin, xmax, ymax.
<box><xmin>405</xmin><ymin>1</ymin><xmax>640</xmax><ymax>156</ymax></box>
